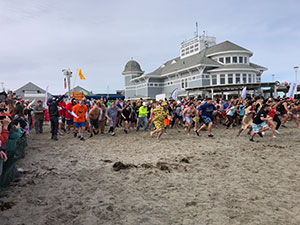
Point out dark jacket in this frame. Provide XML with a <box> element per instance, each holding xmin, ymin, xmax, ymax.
<box><xmin>48</xmin><ymin>96</ymin><xmax>64</xmax><ymax>117</ymax></box>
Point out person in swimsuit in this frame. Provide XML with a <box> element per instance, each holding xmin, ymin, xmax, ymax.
<box><xmin>88</xmin><ymin>100</ymin><xmax>101</xmax><ymax>137</ymax></box>
<box><xmin>182</xmin><ymin>103</ymin><xmax>197</xmax><ymax>135</ymax></box>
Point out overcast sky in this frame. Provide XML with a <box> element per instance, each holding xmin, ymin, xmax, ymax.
<box><xmin>1</xmin><ymin>0</ymin><xmax>299</xmax><ymax>94</ymax></box>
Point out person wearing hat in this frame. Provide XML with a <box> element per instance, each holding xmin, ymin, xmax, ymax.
<box><xmin>48</xmin><ymin>95</ymin><xmax>64</xmax><ymax>140</ymax></box>
<box><xmin>136</xmin><ymin>102</ymin><xmax>148</xmax><ymax>132</ymax></box>
<box><xmin>33</xmin><ymin>100</ymin><xmax>45</xmax><ymax>134</ymax></box>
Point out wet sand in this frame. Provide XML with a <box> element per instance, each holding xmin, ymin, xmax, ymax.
<box><xmin>1</xmin><ymin>124</ymin><xmax>300</xmax><ymax>225</ymax></box>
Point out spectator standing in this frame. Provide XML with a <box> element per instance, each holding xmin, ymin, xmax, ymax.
<box><xmin>48</xmin><ymin>95</ymin><xmax>64</xmax><ymax>140</ymax></box>
<box><xmin>33</xmin><ymin>100</ymin><xmax>45</xmax><ymax>134</ymax></box>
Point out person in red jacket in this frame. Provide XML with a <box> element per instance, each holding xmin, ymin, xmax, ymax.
<box><xmin>0</xmin><ymin>116</ymin><xmax>11</xmax><ymax>163</ymax></box>
<box><xmin>58</xmin><ymin>97</ymin><xmax>67</xmax><ymax>134</ymax></box>
<box><xmin>65</xmin><ymin>98</ymin><xmax>77</xmax><ymax>133</ymax></box>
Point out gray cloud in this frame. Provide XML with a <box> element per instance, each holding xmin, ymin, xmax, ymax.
<box><xmin>1</xmin><ymin>0</ymin><xmax>300</xmax><ymax>94</ymax></box>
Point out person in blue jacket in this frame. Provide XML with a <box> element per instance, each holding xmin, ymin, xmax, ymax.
<box><xmin>196</xmin><ymin>98</ymin><xmax>217</xmax><ymax>137</ymax></box>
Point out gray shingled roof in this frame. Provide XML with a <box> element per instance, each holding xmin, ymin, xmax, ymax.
<box><xmin>249</xmin><ymin>62</ymin><xmax>268</xmax><ymax>70</ymax></box>
<box><xmin>14</xmin><ymin>82</ymin><xmax>49</xmax><ymax>94</ymax></box>
<box><xmin>69</xmin><ymin>85</ymin><xmax>93</xmax><ymax>95</ymax></box>
<box><xmin>147</xmin><ymin>50</ymin><xmax>221</xmax><ymax>76</ymax></box>
<box><xmin>205</xmin><ymin>41</ymin><xmax>252</xmax><ymax>56</ymax></box>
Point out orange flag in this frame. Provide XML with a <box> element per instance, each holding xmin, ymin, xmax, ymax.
<box><xmin>78</xmin><ymin>69</ymin><xmax>86</xmax><ymax>80</ymax></box>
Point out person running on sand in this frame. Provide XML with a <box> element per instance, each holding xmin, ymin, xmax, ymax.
<box><xmin>88</xmin><ymin>100</ymin><xmax>101</xmax><ymax>137</ymax></box>
<box><xmin>72</xmin><ymin>100</ymin><xmax>88</xmax><ymax>141</ymax></box>
<box><xmin>225</xmin><ymin>100</ymin><xmax>237</xmax><ymax>129</ymax></box>
<box><xmin>98</xmin><ymin>100</ymin><xmax>107</xmax><ymax>134</ymax></box>
<box><xmin>266</xmin><ymin>99</ymin><xmax>281</xmax><ymax>138</ymax></box>
<box><xmin>250</xmin><ymin>104</ymin><xmax>271</xmax><ymax>142</ymax></box>
<box><xmin>182</xmin><ymin>103</ymin><xmax>197</xmax><ymax>135</ymax></box>
<box><xmin>289</xmin><ymin>102</ymin><xmax>300</xmax><ymax>128</ymax></box>
<box><xmin>150</xmin><ymin>102</ymin><xmax>171</xmax><ymax>140</ymax></box>
<box><xmin>121</xmin><ymin>104</ymin><xmax>132</xmax><ymax>134</ymax></box>
<box><xmin>237</xmin><ymin>100</ymin><xmax>255</xmax><ymax>137</ymax></box>
<box><xmin>106</xmin><ymin>102</ymin><xmax>119</xmax><ymax>136</ymax></box>
<box><xmin>136</xmin><ymin>102</ymin><xmax>148</xmax><ymax>132</ymax></box>
<box><xmin>277</xmin><ymin>98</ymin><xmax>289</xmax><ymax>127</ymax></box>
<box><xmin>196</xmin><ymin>98</ymin><xmax>217</xmax><ymax>137</ymax></box>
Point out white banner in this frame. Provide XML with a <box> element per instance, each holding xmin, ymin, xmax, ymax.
<box><xmin>44</xmin><ymin>86</ymin><xmax>49</xmax><ymax>109</ymax></box>
<box><xmin>171</xmin><ymin>88</ymin><xmax>178</xmax><ymax>101</ymax></box>
<box><xmin>241</xmin><ymin>87</ymin><xmax>247</xmax><ymax>100</ymax></box>
<box><xmin>287</xmin><ymin>83</ymin><xmax>297</xmax><ymax>99</ymax></box>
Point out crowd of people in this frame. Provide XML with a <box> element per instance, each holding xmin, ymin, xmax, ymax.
<box><xmin>1</xmin><ymin>91</ymin><xmax>300</xmax><ymax>166</ymax></box>
<box><xmin>32</xmin><ymin>94</ymin><xmax>300</xmax><ymax>142</ymax></box>
<box><xmin>1</xmin><ymin>90</ymin><xmax>300</xmax><ymax>196</ymax></box>
<box><xmin>0</xmin><ymin>91</ymin><xmax>31</xmax><ymax>193</ymax></box>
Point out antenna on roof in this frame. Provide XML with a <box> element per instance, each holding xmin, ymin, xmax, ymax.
<box><xmin>195</xmin><ymin>22</ymin><xmax>198</xmax><ymax>37</ymax></box>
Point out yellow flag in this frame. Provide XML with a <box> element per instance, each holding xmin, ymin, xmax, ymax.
<box><xmin>78</xmin><ymin>69</ymin><xmax>86</xmax><ymax>80</ymax></box>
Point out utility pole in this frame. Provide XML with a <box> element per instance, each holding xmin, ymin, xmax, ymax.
<box><xmin>62</xmin><ymin>69</ymin><xmax>72</xmax><ymax>100</ymax></box>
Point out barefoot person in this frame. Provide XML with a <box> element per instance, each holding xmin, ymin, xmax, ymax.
<box><xmin>121</xmin><ymin>104</ymin><xmax>132</xmax><ymax>134</ymax></box>
<box><xmin>250</xmin><ymin>104</ymin><xmax>271</xmax><ymax>142</ymax></box>
<box><xmin>182</xmin><ymin>103</ymin><xmax>197</xmax><ymax>135</ymax></box>
<box><xmin>237</xmin><ymin>100</ymin><xmax>255</xmax><ymax>136</ymax></box>
<box><xmin>150</xmin><ymin>102</ymin><xmax>171</xmax><ymax>140</ymax></box>
<box><xmin>72</xmin><ymin>100</ymin><xmax>88</xmax><ymax>141</ymax></box>
<box><xmin>106</xmin><ymin>102</ymin><xmax>119</xmax><ymax>136</ymax></box>
<box><xmin>88</xmin><ymin>100</ymin><xmax>101</xmax><ymax>137</ymax></box>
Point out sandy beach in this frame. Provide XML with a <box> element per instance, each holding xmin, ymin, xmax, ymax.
<box><xmin>1</xmin><ymin>124</ymin><xmax>300</xmax><ymax>225</ymax></box>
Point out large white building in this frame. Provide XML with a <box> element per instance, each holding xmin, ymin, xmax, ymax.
<box><xmin>123</xmin><ymin>34</ymin><xmax>267</xmax><ymax>100</ymax></box>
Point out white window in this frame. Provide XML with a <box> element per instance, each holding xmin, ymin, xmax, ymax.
<box><xmin>236</xmin><ymin>74</ymin><xmax>241</xmax><ymax>84</ymax></box>
<box><xmin>243</xmin><ymin>74</ymin><xmax>247</xmax><ymax>83</ymax></box>
<box><xmin>239</xmin><ymin>57</ymin><xmax>243</xmax><ymax>63</ymax></box>
<box><xmin>220</xmin><ymin>74</ymin><xmax>225</xmax><ymax>84</ymax></box>
<box><xmin>212</xmin><ymin>75</ymin><xmax>217</xmax><ymax>85</ymax></box>
<box><xmin>228</xmin><ymin>74</ymin><xmax>233</xmax><ymax>84</ymax></box>
<box><xmin>225</xmin><ymin>57</ymin><xmax>231</xmax><ymax>63</ymax></box>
